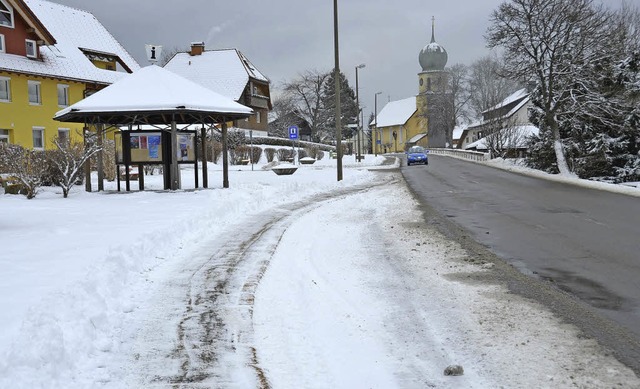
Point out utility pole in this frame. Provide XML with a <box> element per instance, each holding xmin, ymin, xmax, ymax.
<box><xmin>374</xmin><ymin>91</ymin><xmax>382</xmax><ymax>156</ymax></box>
<box><xmin>355</xmin><ymin>64</ymin><xmax>365</xmax><ymax>162</ymax></box>
<box><xmin>333</xmin><ymin>0</ymin><xmax>343</xmax><ymax>181</ymax></box>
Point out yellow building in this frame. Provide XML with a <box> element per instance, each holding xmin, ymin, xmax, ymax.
<box><xmin>371</xmin><ymin>97</ymin><xmax>424</xmax><ymax>154</ymax></box>
<box><xmin>371</xmin><ymin>19</ymin><xmax>452</xmax><ymax>152</ymax></box>
<box><xmin>0</xmin><ymin>0</ymin><xmax>139</xmax><ymax>149</ymax></box>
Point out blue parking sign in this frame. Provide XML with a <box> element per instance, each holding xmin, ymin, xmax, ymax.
<box><xmin>288</xmin><ymin>125</ymin><xmax>299</xmax><ymax>139</ymax></box>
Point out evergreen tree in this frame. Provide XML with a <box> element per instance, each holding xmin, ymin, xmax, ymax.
<box><xmin>525</xmin><ymin>10</ymin><xmax>640</xmax><ymax>183</ymax></box>
<box><xmin>487</xmin><ymin>0</ymin><xmax>613</xmax><ymax>176</ymax></box>
<box><xmin>322</xmin><ymin>70</ymin><xmax>358</xmax><ymax>140</ymax></box>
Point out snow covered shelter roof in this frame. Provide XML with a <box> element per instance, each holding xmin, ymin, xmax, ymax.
<box><xmin>372</xmin><ymin>97</ymin><xmax>417</xmax><ymax>128</ymax></box>
<box><xmin>54</xmin><ymin>65</ymin><xmax>253</xmax><ymax>125</ymax></box>
<box><xmin>164</xmin><ymin>48</ymin><xmax>269</xmax><ymax>101</ymax></box>
<box><xmin>0</xmin><ymin>0</ymin><xmax>140</xmax><ymax>84</ymax></box>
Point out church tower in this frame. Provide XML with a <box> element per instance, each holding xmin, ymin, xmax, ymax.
<box><xmin>416</xmin><ymin>17</ymin><xmax>453</xmax><ymax>148</ymax></box>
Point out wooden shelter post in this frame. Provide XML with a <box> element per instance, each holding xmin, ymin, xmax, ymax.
<box><xmin>97</xmin><ymin>123</ymin><xmax>104</xmax><ymax>191</ymax></box>
<box><xmin>170</xmin><ymin>119</ymin><xmax>180</xmax><ymax>190</ymax></box>
<box><xmin>222</xmin><ymin>120</ymin><xmax>229</xmax><ymax>188</ymax></box>
<box><xmin>201</xmin><ymin>126</ymin><xmax>208</xmax><ymax>188</ymax></box>
<box><xmin>83</xmin><ymin>126</ymin><xmax>92</xmax><ymax>192</ymax></box>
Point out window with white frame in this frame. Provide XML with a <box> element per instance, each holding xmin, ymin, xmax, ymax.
<box><xmin>28</xmin><ymin>81</ymin><xmax>41</xmax><ymax>104</ymax></box>
<box><xmin>0</xmin><ymin>76</ymin><xmax>9</xmax><ymax>102</ymax></box>
<box><xmin>0</xmin><ymin>0</ymin><xmax>14</xmax><ymax>28</ymax></box>
<box><xmin>25</xmin><ymin>39</ymin><xmax>37</xmax><ymax>58</ymax></box>
<box><xmin>57</xmin><ymin>128</ymin><xmax>70</xmax><ymax>145</ymax></box>
<box><xmin>32</xmin><ymin>127</ymin><xmax>44</xmax><ymax>149</ymax></box>
<box><xmin>57</xmin><ymin>84</ymin><xmax>69</xmax><ymax>107</ymax></box>
<box><xmin>256</xmin><ymin>111</ymin><xmax>261</xmax><ymax>124</ymax></box>
<box><xmin>0</xmin><ymin>34</ymin><xmax>5</xmax><ymax>53</ymax></box>
<box><xmin>0</xmin><ymin>129</ymin><xmax>9</xmax><ymax>143</ymax></box>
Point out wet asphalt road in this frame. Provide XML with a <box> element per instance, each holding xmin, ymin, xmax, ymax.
<box><xmin>401</xmin><ymin>154</ymin><xmax>640</xmax><ymax>341</ymax></box>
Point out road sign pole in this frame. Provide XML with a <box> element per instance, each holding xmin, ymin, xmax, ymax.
<box><xmin>288</xmin><ymin>125</ymin><xmax>299</xmax><ymax>164</ymax></box>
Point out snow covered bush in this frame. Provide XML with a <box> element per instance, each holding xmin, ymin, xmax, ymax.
<box><xmin>0</xmin><ymin>143</ymin><xmax>47</xmax><ymax>199</ymax></box>
<box><xmin>102</xmin><ymin>139</ymin><xmax>117</xmax><ymax>182</ymax></box>
<box><xmin>304</xmin><ymin>146</ymin><xmax>319</xmax><ymax>159</ymax></box>
<box><xmin>211</xmin><ymin>142</ymin><xmax>222</xmax><ymax>163</ymax></box>
<box><xmin>47</xmin><ymin>134</ymin><xmax>101</xmax><ymax>198</ymax></box>
<box><xmin>230</xmin><ymin>145</ymin><xmax>261</xmax><ymax>165</ymax></box>
<box><xmin>264</xmin><ymin>148</ymin><xmax>276</xmax><ymax>162</ymax></box>
<box><xmin>276</xmin><ymin>148</ymin><xmax>295</xmax><ymax>162</ymax></box>
<box><xmin>250</xmin><ymin>146</ymin><xmax>262</xmax><ymax>164</ymax></box>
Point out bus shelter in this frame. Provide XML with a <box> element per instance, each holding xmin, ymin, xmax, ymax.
<box><xmin>54</xmin><ymin>65</ymin><xmax>253</xmax><ymax>191</ymax></box>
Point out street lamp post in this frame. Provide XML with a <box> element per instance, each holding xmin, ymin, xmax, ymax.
<box><xmin>333</xmin><ymin>0</ymin><xmax>343</xmax><ymax>181</ymax></box>
<box><xmin>355</xmin><ymin>63</ymin><xmax>365</xmax><ymax>162</ymax></box>
<box><xmin>374</xmin><ymin>91</ymin><xmax>382</xmax><ymax>156</ymax></box>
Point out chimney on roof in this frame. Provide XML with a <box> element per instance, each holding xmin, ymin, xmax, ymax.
<box><xmin>190</xmin><ymin>42</ymin><xmax>205</xmax><ymax>56</ymax></box>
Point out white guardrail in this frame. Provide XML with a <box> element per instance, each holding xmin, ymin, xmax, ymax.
<box><xmin>427</xmin><ymin>148</ymin><xmax>490</xmax><ymax>162</ymax></box>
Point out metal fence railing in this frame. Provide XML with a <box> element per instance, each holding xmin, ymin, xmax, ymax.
<box><xmin>427</xmin><ymin>148</ymin><xmax>490</xmax><ymax>162</ymax></box>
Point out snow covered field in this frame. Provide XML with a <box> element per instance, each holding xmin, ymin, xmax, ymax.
<box><xmin>1</xmin><ymin>154</ymin><xmax>638</xmax><ymax>388</ymax></box>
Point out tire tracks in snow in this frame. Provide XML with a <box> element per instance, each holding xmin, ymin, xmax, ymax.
<box><xmin>159</xmin><ymin>174</ymin><xmax>399</xmax><ymax>388</ymax></box>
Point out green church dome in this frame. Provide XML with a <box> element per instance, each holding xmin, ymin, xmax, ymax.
<box><xmin>419</xmin><ymin>19</ymin><xmax>448</xmax><ymax>71</ymax></box>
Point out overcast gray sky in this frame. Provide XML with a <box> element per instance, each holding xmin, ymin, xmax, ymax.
<box><xmin>53</xmin><ymin>0</ymin><xmax>635</xmax><ymax>119</ymax></box>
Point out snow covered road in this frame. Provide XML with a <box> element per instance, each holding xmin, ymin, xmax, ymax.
<box><xmin>124</xmin><ymin>173</ymin><xmax>638</xmax><ymax>388</ymax></box>
<box><xmin>121</xmin><ymin>178</ymin><xmax>398</xmax><ymax>387</ymax></box>
<box><xmin>252</xmin><ymin>178</ymin><xmax>639</xmax><ymax>388</ymax></box>
<box><xmin>2</xmin><ymin>158</ymin><xmax>639</xmax><ymax>388</ymax></box>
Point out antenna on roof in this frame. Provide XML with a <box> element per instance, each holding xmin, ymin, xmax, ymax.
<box><xmin>145</xmin><ymin>44</ymin><xmax>163</xmax><ymax>65</ymax></box>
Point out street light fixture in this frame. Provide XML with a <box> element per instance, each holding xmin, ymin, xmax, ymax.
<box><xmin>355</xmin><ymin>63</ymin><xmax>365</xmax><ymax>162</ymax></box>
<box><xmin>374</xmin><ymin>91</ymin><xmax>382</xmax><ymax>156</ymax></box>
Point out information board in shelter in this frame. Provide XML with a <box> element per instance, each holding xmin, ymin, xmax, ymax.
<box><xmin>130</xmin><ymin>133</ymin><xmax>163</xmax><ymax>163</ymax></box>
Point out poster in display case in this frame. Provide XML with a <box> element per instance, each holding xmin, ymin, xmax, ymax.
<box><xmin>130</xmin><ymin>132</ymin><xmax>163</xmax><ymax>163</ymax></box>
<box><xmin>177</xmin><ymin>133</ymin><xmax>196</xmax><ymax>162</ymax></box>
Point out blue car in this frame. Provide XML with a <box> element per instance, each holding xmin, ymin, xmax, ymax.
<box><xmin>406</xmin><ymin>146</ymin><xmax>429</xmax><ymax>166</ymax></box>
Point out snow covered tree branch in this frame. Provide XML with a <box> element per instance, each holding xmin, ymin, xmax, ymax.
<box><xmin>48</xmin><ymin>131</ymin><xmax>102</xmax><ymax>198</ymax></box>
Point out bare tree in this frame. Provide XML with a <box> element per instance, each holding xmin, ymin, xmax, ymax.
<box><xmin>468</xmin><ymin>55</ymin><xmax>521</xmax><ymax>120</ymax></box>
<box><xmin>487</xmin><ymin>0</ymin><xmax>614</xmax><ymax>175</ymax></box>
<box><xmin>416</xmin><ymin>86</ymin><xmax>455</xmax><ymax>148</ymax></box>
<box><xmin>0</xmin><ymin>143</ymin><xmax>47</xmax><ymax>199</ymax></box>
<box><xmin>158</xmin><ymin>46</ymin><xmax>186</xmax><ymax>66</ymax></box>
<box><xmin>281</xmin><ymin>70</ymin><xmax>331</xmax><ymax>142</ymax></box>
<box><xmin>616</xmin><ymin>1</ymin><xmax>640</xmax><ymax>54</ymax></box>
<box><xmin>448</xmin><ymin>63</ymin><xmax>472</xmax><ymax>125</ymax></box>
<box><xmin>268</xmin><ymin>94</ymin><xmax>298</xmax><ymax>138</ymax></box>
<box><xmin>48</xmin><ymin>132</ymin><xmax>102</xmax><ymax>198</ymax></box>
<box><xmin>483</xmin><ymin>117</ymin><xmax>530</xmax><ymax>158</ymax></box>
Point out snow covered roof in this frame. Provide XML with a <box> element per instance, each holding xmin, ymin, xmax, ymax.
<box><xmin>452</xmin><ymin>126</ymin><xmax>467</xmax><ymax>141</ymax></box>
<box><xmin>468</xmin><ymin>90</ymin><xmax>531</xmax><ymax>130</ymax></box>
<box><xmin>484</xmin><ymin>88</ymin><xmax>528</xmax><ymax>113</ymax></box>
<box><xmin>465</xmin><ymin>125</ymin><xmax>539</xmax><ymax>150</ymax></box>
<box><xmin>372</xmin><ymin>97</ymin><xmax>416</xmax><ymax>128</ymax></box>
<box><xmin>164</xmin><ymin>49</ymin><xmax>269</xmax><ymax>101</ymax></box>
<box><xmin>0</xmin><ymin>0</ymin><xmax>140</xmax><ymax>84</ymax></box>
<box><xmin>408</xmin><ymin>133</ymin><xmax>427</xmax><ymax>143</ymax></box>
<box><xmin>54</xmin><ymin>65</ymin><xmax>253</xmax><ymax>124</ymax></box>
